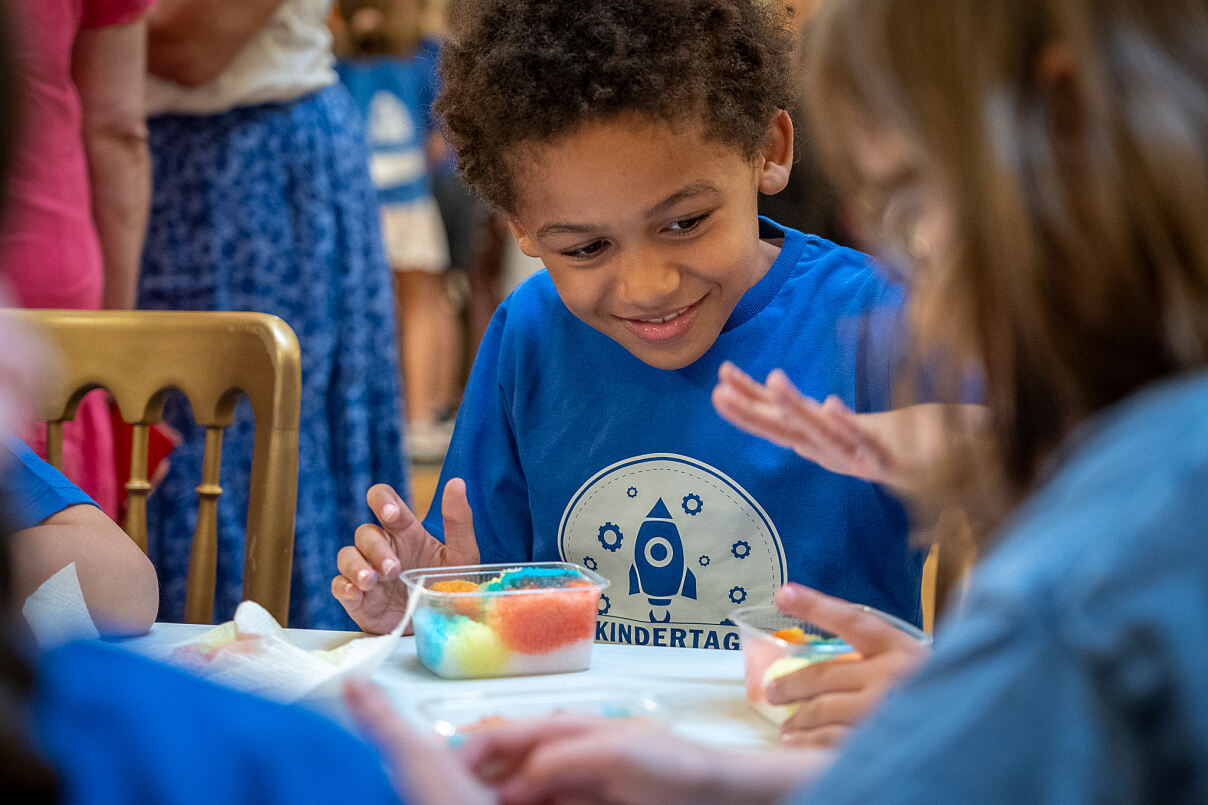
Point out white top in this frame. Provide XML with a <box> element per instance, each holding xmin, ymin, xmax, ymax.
<box><xmin>146</xmin><ymin>0</ymin><xmax>337</xmax><ymax>116</ymax></box>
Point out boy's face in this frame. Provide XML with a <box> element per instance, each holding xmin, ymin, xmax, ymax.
<box><xmin>507</xmin><ymin>112</ymin><xmax>792</xmax><ymax>370</ymax></box>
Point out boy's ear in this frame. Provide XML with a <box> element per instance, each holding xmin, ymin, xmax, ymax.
<box><xmin>506</xmin><ymin>218</ymin><xmax>541</xmax><ymax>258</ymax></box>
<box><xmin>757</xmin><ymin>109</ymin><xmax>794</xmax><ymax>195</ymax></box>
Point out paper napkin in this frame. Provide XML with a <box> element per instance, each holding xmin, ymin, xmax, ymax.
<box><xmin>22</xmin><ymin>563</ymin><xmax>101</xmax><ymax>650</ymax></box>
<box><xmin>160</xmin><ymin>599</ymin><xmax>412</xmax><ymax>703</ymax></box>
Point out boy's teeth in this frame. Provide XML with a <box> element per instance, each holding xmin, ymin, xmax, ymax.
<box><xmin>639</xmin><ymin>306</ymin><xmax>689</xmax><ymax>324</ymax></box>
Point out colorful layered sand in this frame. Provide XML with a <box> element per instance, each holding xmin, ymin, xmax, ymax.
<box><xmin>412</xmin><ymin>566</ymin><xmax>603</xmax><ymax>679</ymax></box>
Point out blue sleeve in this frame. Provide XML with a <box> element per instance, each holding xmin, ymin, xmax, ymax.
<box><xmin>422</xmin><ymin>299</ymin><xmax>535</xmax><ymax>561</ymax></box>
<box><xmin>791</xmin><ymin>600</ymin><xmax>1102</xmax><ymax>804</ymax></box>
<box><xmin>36</xmin><ymin>642</ymin><xmax>402</xmax><ymax>805</ymax></box>
<box><xmin>1</xmin><ymin>434</ymin><xmax>96</xmax><ymax>530</ymax></box>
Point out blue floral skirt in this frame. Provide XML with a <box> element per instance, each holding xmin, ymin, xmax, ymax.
<box><xmin>139</xmin><ymin>84</ymin><xmax>409</xmax><ymax>629</ymax></box>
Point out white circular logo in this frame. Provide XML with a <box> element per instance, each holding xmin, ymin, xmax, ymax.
<box><xmin>559</xmin><ymin>454</ymin><xmax>785</xmax><ymax>647</ymax></box>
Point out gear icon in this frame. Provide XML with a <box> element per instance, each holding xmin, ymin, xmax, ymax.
<box><xmin>729</xmin><ymin>585</ymin><xmax>748</xmax><ymax>605</ymax></box>
<box><xmin>598</xmin><ymin>594</ymin><xmax>611</xmax><ymax>616</ymax></box>
<box><xmin>698</xmin><ymin>554</ymin><xmax>710</xmax><ymax>567</ymax></box>
<box><xmin>583</xmin><ymin>556</ymin><xmax>598</xmax><ymax>571</ymax></box>
<box><xmin>597</xmin><ymin>522</ymin><xmax>623</xmax><ymax>552</ymax></box>
<box><xmin>731</xmin><ymin>540</ymin><xmax>751</xmax><ymax>559</ymax></box>
<box><xmin>681</xmin><ymin>493</ymin><xmax>703</xmax><ymax>516</ymax></box>
<box><xmin>626</xmin><ymin>486</ymin><xmax>638</xmax><ymax>498</ymax></box>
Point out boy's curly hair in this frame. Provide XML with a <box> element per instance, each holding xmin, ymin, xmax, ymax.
<box><xmin>434</xmin><ymin>0</ymin><xmax>794</xmax><ymax>212</ymax></box>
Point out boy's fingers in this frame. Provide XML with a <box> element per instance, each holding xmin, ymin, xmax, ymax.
<box><xmin>351</xmin><ymin>523</ymin><xmax>402</xmax><ymax>579</ymax></box>
<box><xmin>774</xmin><ymin>583</ymin><xmax>915</xmax><ymax>656</ymax></box>
<box><xmin>331</xmin><ymin>574</ymin><xmax>364</xmax><ymax>605</ymax></box>
<box><xmin>367</xmin><ymin>483</ymin><xmax>408</xmax><ymax>527</ymax></box>
<box><xmin>440</xmin><ymin>477</ymin><xmax>481</xmax><ymax>565</ymax></box>
<box><xmin>336</xmin><ymin>543</ymin><xmax>380</xmax><ymax>591</ymax></box>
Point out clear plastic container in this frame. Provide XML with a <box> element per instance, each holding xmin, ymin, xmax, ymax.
<box><xmin>400</xmin><ymin>562</ymin><xmax>610</xmax><ymax>679</ymax></box>
<box><xmin>418</xmin><ymin>684</ymin><xmax>667</xmax><ymax>741</ymax></box>
<box><xmin>728</xmin><ymin>602</ymin><xmax>931</xmax><ymax>723</ymax></box>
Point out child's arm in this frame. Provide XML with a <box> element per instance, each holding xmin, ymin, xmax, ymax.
<box><xmin>331</xmin><ymin>478</ymin><xmax>481</xmax><ymax>634</ymax></box>
<box><xmin>10</xmin><ymin>503</ymin><xmax>159</xmax><ymax>637</ymax></box>
<box><xmin>712</xmin><ymin>361</ymin><xmax>987</xmax><ymax>494</ymax></box>
<box><xmin>765</xmin><ymin>584</ymin><xmax>930</xmax><ymax>747</ymax></box>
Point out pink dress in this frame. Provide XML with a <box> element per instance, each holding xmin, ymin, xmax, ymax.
<box><xmin>2</xmin><ymin>0</ymin><xmax>153</xmax><ymax>518</ymax></box>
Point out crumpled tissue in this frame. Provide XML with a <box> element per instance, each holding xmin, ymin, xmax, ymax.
<box><xmin>156</xmin><ymin>598</ymin><xmax>413</xmax><ymax>703</ymax></box>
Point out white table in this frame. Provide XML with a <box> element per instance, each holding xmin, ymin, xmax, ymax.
<box><xmin>119</xmin><ymin>624</ymin><xmax>779</xmax><ymax>747</ymax></box>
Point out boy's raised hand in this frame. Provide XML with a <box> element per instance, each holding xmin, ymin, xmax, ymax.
<box><xmin>331</xmin><ymin>477</ymin><xmax>480</xmax><ymax>634</ymax></box>
<box><xmin>767</xmin><ymin>583</ymin><xmax>930</xmax><ymax>747</ymax></box>
<box><xmin>712</xmin><ymin>361</ymin><xmax>897</xmax><ymax>485</ymax></box>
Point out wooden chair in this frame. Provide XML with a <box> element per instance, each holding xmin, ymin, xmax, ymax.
<box><xmin>8</xmin><ymin>309</ymin><xmax>302</xmax><ymax>625</ymax></box>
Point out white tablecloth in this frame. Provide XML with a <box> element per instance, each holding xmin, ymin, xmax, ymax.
<box><xmin>119</xmin><ymin>624</ymin><xmax>778</xmax><ymax>747</ymax></box>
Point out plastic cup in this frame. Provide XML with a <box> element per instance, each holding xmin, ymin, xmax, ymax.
<box><xmin>728</xmin><ymin>602</ymin><xmax>931</xmax><ymax>723</ymax></box>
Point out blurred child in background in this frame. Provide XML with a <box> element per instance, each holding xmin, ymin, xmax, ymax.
<box><xmin>336</xmin><ymin>0</ymin><xmax>461</xmax><ymax>463</ymax></box>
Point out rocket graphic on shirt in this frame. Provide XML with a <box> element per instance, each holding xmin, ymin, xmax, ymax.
<box><xmin>560</xmin><ymin>453</ymin><xmax>786</xmax><ymax>648</ymax></box>
<box><xmin>628</xmin><ymin>498</ymin><xmax>697</xmax><ymax>606</ymax></box>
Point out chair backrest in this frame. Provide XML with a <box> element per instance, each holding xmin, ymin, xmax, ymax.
<box><xmin>7</xmin><ymin>309</ymin><xmax>301</xmax><ymax>625</ymax></box>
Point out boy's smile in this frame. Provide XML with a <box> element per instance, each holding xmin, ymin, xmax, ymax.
<box><xmin>507</xmin><ymin>111</ymin><xmax>793</xmax><ymax>369</ymax></box>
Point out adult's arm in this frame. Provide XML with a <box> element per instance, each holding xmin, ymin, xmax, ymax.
<box><xmin>147</xmin><ymin>0</ymin><xmax>288</xmax><ymax>88</ymax></box>
<box><xmin>72</xmin><ymin>19</ymin><xmax>150</xmax><ymax>310</ymax></box>
<box><xmin>10</xmin><ymin>503</ymin><xmax>158</xmax><ymax>637</ymax></box>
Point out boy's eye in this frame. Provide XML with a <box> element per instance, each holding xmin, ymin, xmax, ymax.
<box><xmin>560</xmin><ymin>240</ymin><xmax>607</xmax><ymax>259</ymax></box>
<box><xmin>665</xmin><ymin>213</ymin><xmax>710</xmax><ymax>233</ymax></box>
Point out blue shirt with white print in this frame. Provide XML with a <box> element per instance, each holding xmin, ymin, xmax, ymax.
<box><xmin>425</xmin><ymin>219</ymin><xmax>923</xmax><ymax>648</ymax></box>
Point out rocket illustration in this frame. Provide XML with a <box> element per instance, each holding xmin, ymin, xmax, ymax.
<box><xmin>628</xmin><ymin>498</ymin><xmax>697</xmax><ymax>607</ymax></box>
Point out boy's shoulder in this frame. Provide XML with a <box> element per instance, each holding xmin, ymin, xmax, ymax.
<box><xmin>763</xmin><ymin>221</ymin><xmax>902</xmax><ymax>313</ymax></box>
<box><xmin>500</xmin><ymin>265</ymin><xmax>575</xmax><ymax>323</ymax></box>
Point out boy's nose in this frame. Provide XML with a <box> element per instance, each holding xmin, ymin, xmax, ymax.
<box><xmin>615</xmin><ymin>247</ymin><xmax>680</xmax><ymax>308</ymax></box>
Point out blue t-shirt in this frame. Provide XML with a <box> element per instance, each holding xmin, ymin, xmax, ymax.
<box><xmin>794</xmin><ymin>370</ymin><xmax>1208</xmax><ymax>803</ymax></box>
<box><xmin>336</xmin><ymin>42</ymin><xmax>439</xmax><ymax>206</ymax></box>
<box><xmin>34</xmin><ymin>641</ymin><xmax>401</xmax><ymax>805</ymax></box>
<box><xmin>425</xmin><ymin>220</ymin><xmax>923</xmax><ymax>648</ymax></box>
<box><xmin>1</xmin><ymin>435</ymin><xmax>95</xmax><ymax>530</ymax></box>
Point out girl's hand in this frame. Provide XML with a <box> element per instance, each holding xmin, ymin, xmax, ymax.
<box><xmin>712</xmin><ymin>362</ymin><xmax>896</xmax><ymax>484</ymax></box>
<box><xmin>457</xmin><ymin>712</ymin><xmax>826</xmax><ymax>805</ymax></box>
<box><xmin>768</xmin><ymin>583</ymin><xmax>931</xmax><ymax>747</ymax></box>
<box><xmin>344</xmin><ymin>678</ymin><xmax>494</xmax><ymax>805</ymax></box>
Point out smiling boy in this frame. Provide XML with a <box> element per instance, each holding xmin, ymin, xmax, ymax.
<box><xmin>332</xmin><ymin>0</ymin><xmax>923</xmax><ymax>646</ymax></box>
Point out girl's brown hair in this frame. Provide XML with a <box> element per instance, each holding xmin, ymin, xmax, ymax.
<box><xmin>804</xmin><ymin>0</ymin><xmax>1208</xmax><ymax>517</ymax></box>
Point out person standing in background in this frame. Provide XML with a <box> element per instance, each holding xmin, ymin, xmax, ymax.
<box><xmin>334</xmin><ymin>0</ymin><xmax>463</xmax><ymax>464</ymax></box>
<box><xmin>139</xmin><ymin>0</ymin><xmax>409</xmax><ymax>629</ymax></box>
<box><xmin>0</xmin><ymin>0</ymin><xmax>153</xmax><ymax>520</ymax></box>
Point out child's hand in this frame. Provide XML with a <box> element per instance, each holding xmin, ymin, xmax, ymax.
<box><xmin>768</xmin><ymin>583</ymin><xmax>930</xmax><ymax>748</ymax></box>
<box><xmin>344</xmin><ymin>678</ymin><xmax>494</xmax><ymax>805</ymax></box>
<box><xmin>712</xmin><ymin>361</ymin><xmax>896</xmax><ymax>484</ymax></box>
<box><xmin>331</xmin><ymin>477</ymin><xmax>480</xmax><ymax>634</ymax></box>
<box><xmin>456</xmin><ymin>712</ymin><xmax>825</xmax><ymax>805</ymax></box>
